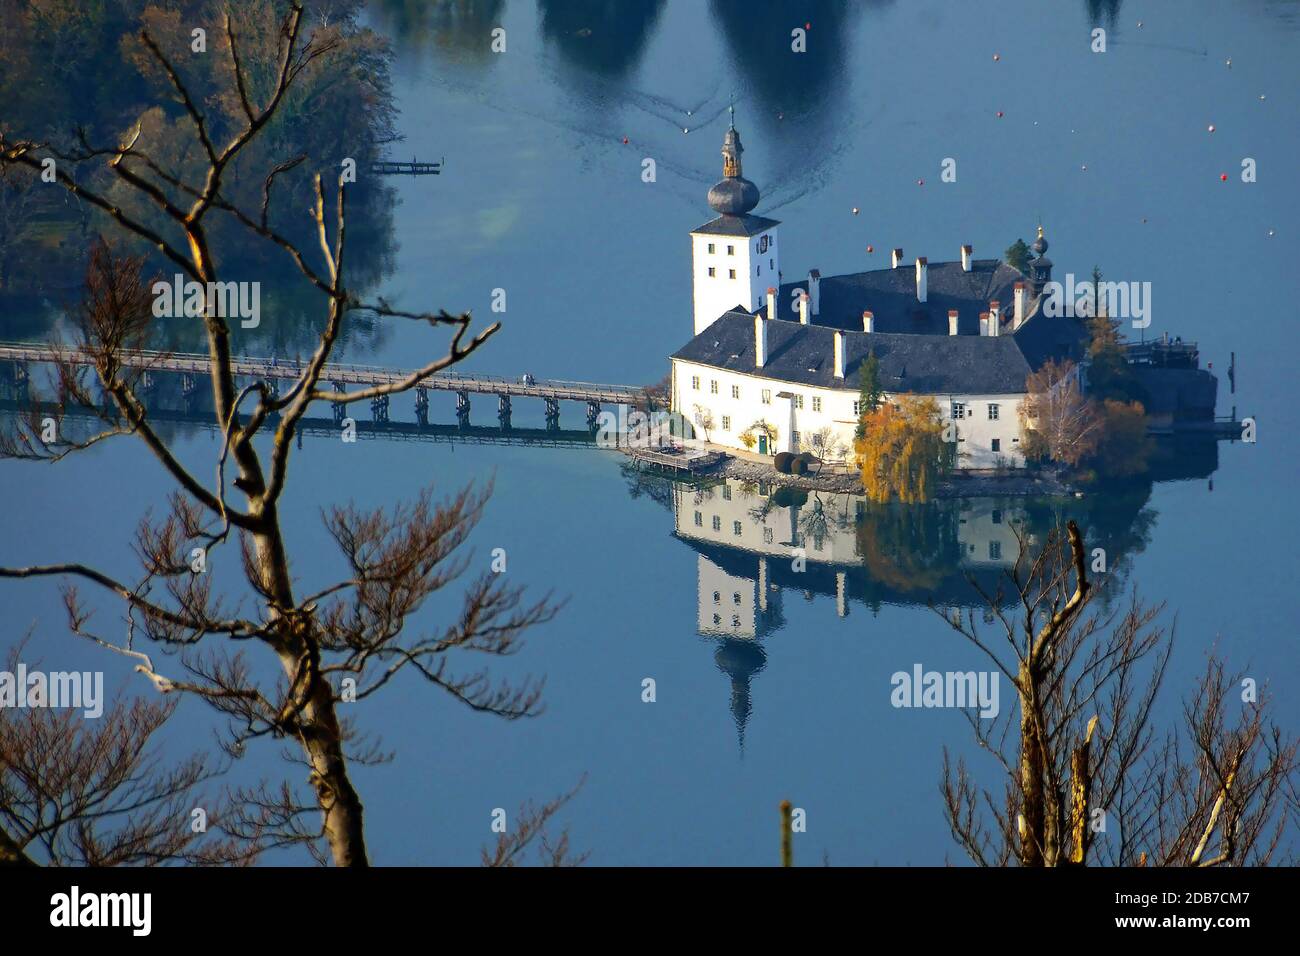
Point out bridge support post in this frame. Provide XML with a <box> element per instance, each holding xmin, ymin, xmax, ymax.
<box><xmin>456</xmin><ymin>390</ymin><xmax>471</xmax><ymax>428</ymax></box>
<box><xmin>586</xmin><ymin>400</ymin><xmax>601</xmax><ymax>432</ymax></box>
<box><xmin>544</xmin><ymin>397</ymin><xmax>560</xmax><ymax>432</ymax></box>
<box><xmin>498</xmin><ymin>394</ymin><xmax>512</xmax><ymax>430</ymax></box>
<box><xmin>415</xmin><ymin>386</ymin><xmax>429</xmax><ymax>427</ymax></box>
<box><xmin>370</xmin><ymin>386</ymin><xmax>389</xmax><ymax>425</ymax></box>
<box><xmin>331</xmin><ymin>380</ymin><xmax>347</xmax><ymax>425</ymax></box>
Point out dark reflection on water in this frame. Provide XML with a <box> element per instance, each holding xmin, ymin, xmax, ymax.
<box><xmin>367</xmin><ymin>0</ymin><xmax>507</xmax><ymax>62</ymax></box>
<box><xmin>538</xmin><ymin>0</ymin><xmax>667</xmax><ymax>77</ymax></box>
<box><xmin>622</xmin><ymin>462</ymin><xmax>1223</xmax><ymax>749</ymax></box>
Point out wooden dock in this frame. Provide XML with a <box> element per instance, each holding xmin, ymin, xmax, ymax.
<box><xmin>370</xmin><ymin>157</ymin><xmax>443</xmax><ymax>176</ymax></box>
<box><xmin>625</xmin><ymin>445</ymin><xmax>724</xmax><ymax>475</ymax></box>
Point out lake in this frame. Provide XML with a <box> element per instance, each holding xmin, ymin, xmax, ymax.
<box><xmin>0</xmin><ymin>0</ymin><xmax>1297</xmax><ymax>865</ymax></box>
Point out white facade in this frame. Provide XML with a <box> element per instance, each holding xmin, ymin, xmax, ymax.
<box><xmin>670</xmin><ymin>358</ymin><xmax>1027</xmax><ymax>470</ymax></box>
<box><xmin>690</xmin><ymin>226</ymin><xmax>779</xmax><ymax>335</ymax></box>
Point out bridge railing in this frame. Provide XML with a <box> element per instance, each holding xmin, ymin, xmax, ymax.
<box><xmin>0</xmin><ymin>343</ymin><xmax>647</xmax><ymax>402</ymax></box>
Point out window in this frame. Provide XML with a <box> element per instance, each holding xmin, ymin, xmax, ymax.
<box><xmin>712</xmin><ymin>591</ymin><xmax>721</xmax><ymax>604</ymax></box>
<box><xmin>988</xmin><ymin>404</ymin><xmax>1000</xmax><ymax>421</ymax></box>
<box><xmin>756</xmin><ymin>266</ymin><xmax>761</xmax><ymax>277</ymax></box>
<box><xmin>991</xmin><ymin>438</ymin><xmax>1001</xmax><ymax>452</ymax></box>
<box><xmin>731</xmin><ymin>615</ymin><xmax>741</xmax><ymax>628</ymax></box>
<box><xmin>713</xmin><ymin>614</ymin><xmax>721</xmax><ymax>625</ymax></box>
<box><xmin>992</xmin><ymin>509</ymin><xmax>1002</xmax><ymax>524</ymax></box>
<box><xmin>694</xmin><ymin>511</ymin><xmax>703</xmax><ymax>527</ymax></box>
<box><xmin>707</xmin><ymin>267</ymin><xmax>716</xmax><ymax>277</ymax></box>
<box><xmin>791</xmin><ymin>430</ymin><xmax>800</xmax><ymax>446</ymax></box>
<box><xmin>710</xmin><ymin>380</ymin><xmax>719</xmax><ymax>395</ymax></box>
<box><xmin>691</xmin><ymin>375</ymin><xmax>700</xmax><ymax>390</ymax></box>
<box><xmin>731</xmin><ymin>385</ymin><xmax>741</xmax><ymax>399</ymax></box>
<box><xmin>951</xmin><ymin>401</ymin><xmax>966</xmax><ymax>420</ymax></box>
<box><xmin>712</xmin><ymin>516</ymin><xmax>721</xmax><ymax>532</ymax></box>
<box><xmin>812</xmin><ymin>396</ymin><xmax>822</xmax><ymax>412</ymax></box>
<box><xmin>853</xmin><ymin>401</ymin><xmax>863</xmax><ymax>416</ymax></box>
<box><xmin>989</xmin><ymin>541</ymin><xmax>1002</xmax><ymax>561</ymax></box>
<box><xmin>722</xmin><ymin>485</ymin><xmax>732</xmax><ymax>500</ymax></box>
<box><xmin>761</xmin><ymin>389</ymin><xmax>771</xmax><ymax>405</ymax></box>
<box><xmin>727</xmin><ymin>245</ymin><xmax>735</xmax><ymax>255</ymax></box>
<box><xmin>769</xmin><ymin>258</ymin><xmax>774</xmax><ymax>269</ymax></box>
<box><xmin>763</xmin><ymin>528</ymin><xmax>774</xmax><ymax>544</ymax></box>
<box><xmin>721</xmin><ymin>416</ymin><xmax>731</xmax><ymax>430</ymax></box>
<box><xmin>733</xmin><ymin>521</ymin><xmax>742</xmax><ymax>536</ymax></box>
<box><xmin>793</xmin><ymin>395</ymin><xmax>804</xmax><ymax>410</ymax></box>
<box><xmin>728</xmin><ymin>269</ymin><xmax>736</xmax><ymax>279</ymax></box>
<box><xmin>733</xmin><ymin>592</ymin><xmax>742</xmax><ymax>605</ymax></box>
<box><xmin>707</xmin><ymin>243</ymin><xmax>715</xmax><ymax>254</ymax></box>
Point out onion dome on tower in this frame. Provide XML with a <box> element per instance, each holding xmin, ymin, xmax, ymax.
<box><xmin>1029</xmin><ymin>223</ymin><xmax>1054</xmax><ymax>296</ymax></box>
<box><xmin>707</xmin><ymin>107</ymin><xmax>761</xmax><ymax>216</ymax></box>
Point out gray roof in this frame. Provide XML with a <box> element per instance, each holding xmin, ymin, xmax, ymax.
<box><xmin>692</xmin><ymin>214</ymin><xmax>780</xmax><ymax>237</ymax></box>
<box><xmin>773</xmin><ymin>258</ymin><xmax>1027</xmax><ymax>336</ymax></box>
<box><xmin>672</xmin><ymin>311</ymin><xmax>1037</xmax><ymax>395</ymax></box>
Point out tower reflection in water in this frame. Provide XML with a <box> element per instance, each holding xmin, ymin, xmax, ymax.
<box><xmin>655</xmin><ymin>472</ymin><xmax>1164</xmax><ymax>749</ymax></box>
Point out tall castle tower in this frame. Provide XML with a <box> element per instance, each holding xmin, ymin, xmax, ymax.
<box><xmin>689</xmin><ymin>110</ymin><xmax>781</xmax><ymax>335</ymax></box>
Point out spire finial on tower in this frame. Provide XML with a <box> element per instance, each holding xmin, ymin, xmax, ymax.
<box><xmin>706</xmin><ymin>102</ymin><xmax>761</xmax><ymax>216</ymax></box>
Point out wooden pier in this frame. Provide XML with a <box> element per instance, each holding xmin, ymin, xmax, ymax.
<box><xmin>370</xmin><ymin>157</ymin><xmax>443</xmax><ymax>176</ymax></box>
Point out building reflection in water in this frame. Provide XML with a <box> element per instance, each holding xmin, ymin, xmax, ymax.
<box><xmin>658</xmin><ymin>472</ymin><xmax>1177</xmax><ymax>750</ymax></box>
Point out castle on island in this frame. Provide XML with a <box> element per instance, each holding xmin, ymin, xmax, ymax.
<box><xmin>669</xmin><ymin>116</ymin><xmax>1093</xmax><ymax>471</ymax></box>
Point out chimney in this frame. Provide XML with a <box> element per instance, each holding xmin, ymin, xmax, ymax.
<box><xmin>948</xmin><ymin>309</ymin><xmax>959</xmax><ymax>336</ymax></box>
<box><xmin>755</xmin><ymin>313</ymin><xmax>768</xmax><ymax>368</ymax></box>
<box><xmin>979</xmin><ymin>311</ymin><xmax>990</xmax><ymax>336</ymax></box>
<box><xmin>988</xmin><ymin>300</ymin><xmax>1001</xmax><ymax>337</ymax></box>
<box><xmin>862</xmin><ymin>310</ymin><xmax>874</xmax><ymax>333</ymax></box>
<box><xmin>766</xmin><ymin>286</ymin><xmax>777</xmax><ymax>322</ymax></box>
<box><xmin>808</xmin><ymin>269</ymin><xmax>821</xmax><ymax>315</ymax></box>
<box><xmin>961</xmin><ymin>244</ymin><xmax>973</xmax><ymax>272</ymax></box>
<box><xmin>833</xmin><ymin>331</ymin><xmax>846</xmax><ymax>379</ymax></box>
<box><xmin>915</xmin><ymin>257</ymin><xmax>928</xmax><ymax>303</ymax></box>
<box><xmin>1013</xmin><ymin>282</ymin><xmax>1027</xmax><ymax>330</ymax></box>
<box><xmin>891</xmin><ymin>248</ymin><xmax>904</xmax><ymax>269</ymax></box>
<box><xmin>798</xmin><ymin>291</ymin><xmax>810</xmax><ymax>325</ymax></box>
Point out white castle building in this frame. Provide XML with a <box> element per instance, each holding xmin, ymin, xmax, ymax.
<box><xmin>669</xmin><ymin>116</ymin><xmax>1087</xmax><ymax>470</ymax></box>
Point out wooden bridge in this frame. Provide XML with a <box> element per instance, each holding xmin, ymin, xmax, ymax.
<box><xmin>0</xmin><ymin>342</ymin><xmax>650</xmax><ymax>431</ymax></box>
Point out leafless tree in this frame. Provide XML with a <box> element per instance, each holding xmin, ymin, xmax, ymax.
<box><xmin>0</xmin><ymin>644</ymin><xmax>258</xmax><ymax>867</ymax></box>
<box><xmin>1019</xmin><ymin>359</ymin><xmax>1102</xmax><ymax>467</ymax></box>
<box><xmin>935</xmin><ymin>521</ymin><xmax>1297</xmax><ymax>866</ymax></box>
<box><xmin>0</xmin><ymin>2</ymin><xmax>560</xmax><ymax>866</ymax></box>
<box><xmin>480</xmin><ymin>775</ymin><xmax>589</xmax><ymax>867</ymax></box>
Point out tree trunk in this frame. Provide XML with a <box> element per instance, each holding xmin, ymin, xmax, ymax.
<box><xmin>255</xmin><ymin>518</ymin><xmax>369</xmax><ymax>867</ymax></box>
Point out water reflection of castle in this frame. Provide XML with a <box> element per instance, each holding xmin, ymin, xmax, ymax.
<box><xmin>662</xmin><ymin>472</ymin><xmax>1185</xmax><ymax>748</ymax></box>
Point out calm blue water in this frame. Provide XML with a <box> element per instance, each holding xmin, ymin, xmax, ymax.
<box><xmin>1</xmin><ymin>0</ymin><xmax>1297</xmax><ymax>865</ymax></box>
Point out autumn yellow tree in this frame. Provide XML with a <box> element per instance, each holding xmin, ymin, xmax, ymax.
<box><xmin>854</xmin><ymin>396</ymin><xmax>951</xmax><ymax>503</ymax></box>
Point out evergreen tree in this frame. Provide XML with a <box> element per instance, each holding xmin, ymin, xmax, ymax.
<box><xmin>1005</xmin><ymin>238</ymin><xmax>1031</xmax><ymax>273</ymax></box>
<box><xmin>854</xmin><ymin>349</ymin><xmax>882</xmax><ymax>439</ymax></box>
